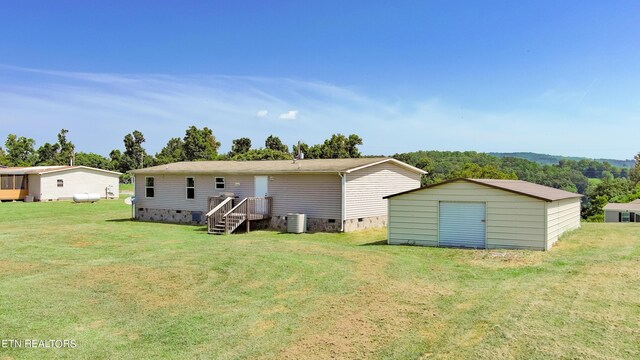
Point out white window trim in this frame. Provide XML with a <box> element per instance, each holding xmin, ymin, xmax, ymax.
<box><xmin>145</xmin><ymin>176</ymin><xmax>155</xmax><ymax>198</ymax></box>
<box><xmin>186</xmin><ymin>176</ymin><xmax>195</xmax><ymax>200</ymax></box>
<box><xmin>215</xmin><ymin>176</ymin><xmax>225</xmax><ymax>190</ymax></box>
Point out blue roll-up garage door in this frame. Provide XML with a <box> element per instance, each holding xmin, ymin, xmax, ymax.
<box><xmin>439</xmin><ymin>202</ymin><xmax>486</xmax><ymax>248</ymax></box>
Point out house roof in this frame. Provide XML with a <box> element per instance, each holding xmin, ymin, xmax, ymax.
<box><xmin>0</xmin><ymin>166</ymin><xmax>121</xmax><ymax>176</ymax></box>
<box><xmin>384</xmin><ymin>178</ymin><xmax>583</xmax><ymax>202</ymax></box>
<box><xmin>130</xmin><ymin>158</ymin><xmax>427</xmax><ymax>175</ymax></box>
<box><xmin>603</xmin><ymin>202</ymin><xmax>640</xmax><ymax>212</ymax></box>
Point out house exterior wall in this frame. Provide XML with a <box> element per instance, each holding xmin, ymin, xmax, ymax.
<box><xmin>134</xmin><ymin>173</ymin><xmax>342</xmax><ymax>224</ymax></box>
<box><xmin>39</xmin><ymin>169</ymin><xmax>119</xmax><ymax>201</ymax></box>
<box><xmin>28</xmin><ymin>174</ymin><xmax>41</xmax><ymax>200</ymax></box>
<box><xmin>546</xmin><ymin>198</ymin><xmax>581</xmax><ymax>249</ymax></box>
<box><xmin>604</xmin><ymin>210</ymin><xmax>620</xmax><ymax>223</ymax></box>
<box><xmin>345</xmin><ymin>162</ymin><xmax>421</xmax><ymax>220</ymax></box>
<box><xmin>387</xmin><ymin>180</ymin><xmax>550</xmax><ymax>250</ymax></box>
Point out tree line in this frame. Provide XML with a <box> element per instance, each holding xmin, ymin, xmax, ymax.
<box><xmin>393</xmin><ymin>150</ymin><xmax>640</xmax><ymax>221</ymax></box>
<box><xmin>1</xmin><ymin>127</ymin><xmax>638</xmax><ymax>221</ymax></box>
<box><xmin>0</xmin><ymin>127</ymin><xmax>364</xmax><ymax>177</ymax></box>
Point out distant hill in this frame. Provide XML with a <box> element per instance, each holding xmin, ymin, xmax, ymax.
<box><xmin>489</xmin><ymin>152</ymin><xmax>635</xmax><ymax>168</ymax></box>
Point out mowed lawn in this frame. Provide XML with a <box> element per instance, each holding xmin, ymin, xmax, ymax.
<box><xmin>1</xmin><ymin>201</ymin><xmax>639</xmax><ymax>359</ymax></box>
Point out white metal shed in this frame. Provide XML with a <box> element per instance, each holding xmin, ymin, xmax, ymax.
<box><xmin>384</xmin><ymin>178</ymin><xmax>582</xmax><ymax>250</ymax></box>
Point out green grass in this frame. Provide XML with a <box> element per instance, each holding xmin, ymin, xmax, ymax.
<box><xmin>119</xmin><ymin>183</ymin><xmax>134</xmax><ymax>193</ymax></box>
<box><xmin>1</xmin><ymin>201</ymin><xmax>639</xmax><ymax>359</ymax></box>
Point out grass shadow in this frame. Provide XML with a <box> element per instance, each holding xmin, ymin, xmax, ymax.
<box><xmin>359</xmin><ymin>239</ymin><xmax>388</xmax><ymax>246</ymax></box>
<box><xmin>106</xmin><ymin>218</ymin><xmax>135</xmax><ymax>223</ymax></box>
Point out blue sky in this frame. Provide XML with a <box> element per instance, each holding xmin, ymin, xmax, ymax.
<box><xmin>0</xmin><ymin>1</ymin><xmax>639</xmax><ymax>159</ymax></box>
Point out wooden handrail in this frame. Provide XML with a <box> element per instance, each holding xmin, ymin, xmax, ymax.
<box><xmin>206</xmin><ymin>197</ymin><xmax>233</xmax><ymax>217</ymax></box>
<box><xmin>223</xmin><ymin>198</ymin><xmax>248</xmax><ymax>218</ymax></box>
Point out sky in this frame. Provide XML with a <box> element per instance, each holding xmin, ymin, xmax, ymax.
<box><xmin>0</xmin><ymin>0</ymin><xmax>639</xmax><ymax>159</ymax></box>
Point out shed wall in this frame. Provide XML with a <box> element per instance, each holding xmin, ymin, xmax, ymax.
<box><xmin>39</xmin><ymin>169</ymin><xmax>120</xmax><ymax>200</ymax></box>
<box><xmin>388</xmin><ymin>181</ymin><xmax>548</xmax><ymax>250</ymax></box>
<box><xmin>546</xmin><ymin>198</ymin><xmax>581</xmax><ymax>248</ymax></box>
<box><xmin>345</xmin><ymin>162</ymin><xmax>421</xmax><ymax>219</ymax></box>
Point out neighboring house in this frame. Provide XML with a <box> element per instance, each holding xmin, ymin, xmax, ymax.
<box><xmin>0</xmin><ymin>166</ymin><xmax>120</xmax><ymax>201</ymax></box>
<box><xmin>603</xmin><ymin>199</ymin><xmax>640</xmax><ymax>223</ymax></box>
<box><xmin>385</xmin><ymin>178</ymin><xmax>582</xmax><ymax>250</ymax></box>
<box><xmin>129</xmin><ymin>158</ymin><xmax>425</xmax><ymax>232</ymax></box>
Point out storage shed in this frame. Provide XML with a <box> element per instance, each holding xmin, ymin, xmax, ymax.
<box><xmin>384</xmin><ymin>178</ymin><xmax>583</xmax><ymax>250</ymax></box>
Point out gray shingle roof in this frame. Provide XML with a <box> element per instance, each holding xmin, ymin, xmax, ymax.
<box><xmin>130</xmin><ymin>158</ymin><xmax>426</xmax><ymax>175</ymax></box>
<box><xmin>603</xmin><ymin>202</ymin><xmax>640</xmax><ymax>211</ymax></box>
<box><xmin>385</xmin><ymin>178</ymin><xmax>582</xmax><ymax>202</ymax></box>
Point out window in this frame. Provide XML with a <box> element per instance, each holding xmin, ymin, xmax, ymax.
<box><xmin>186</xmin><ymin>177</ymin><xmax>195</xmax><ymax>199</ymax></box>
<box><xmin>621</xmin><ymin>212</ymin><xmax>630</xmax><ymax>222</ymax></box>
<box><xmin>57</xmin><ymin>179</ymin><xmax>64</xmax><ymax>188</ymax></box>
<box><xmin>215</xmin><ymin>177</ymin><xmax>225</xmax><ymax>190</ymax></box>
<box><xmin>145</xmin><ymin>177</ymin><xmax>155</xmax><ymax>198</ymax></box>
<box><xmin>1</xmin><ymin>175</ymin><xmax>14</xmax><ymax>190</ymax></box>
<box><xmin>15</xmin><ymin>175</ymin><xmax>26</xmax><ymax>190</ymax></box>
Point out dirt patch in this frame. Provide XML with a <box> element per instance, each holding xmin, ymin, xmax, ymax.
<box><xmin>468</xmin><ymin>250</ymin><xmax>544</xmax><ymax>268</ymax></box>
<box><xmin>76</xmin><ymin>265</ymin><xmax>200</xmax><ymax>311</ymax></box>
<box><xmin>0</xmin><ymin>260</ymin><xmax>42</xmax><ymax>276</ymax></box>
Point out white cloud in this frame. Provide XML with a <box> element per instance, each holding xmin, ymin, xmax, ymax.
<box><xmin>278</xmin><ymin>110</ymin><xmax>298</xmax><ymax>120</ymax></box>
<box><xmin>0</xmin><ymin>65</ymin><xmax>636</xmax><ymax>159</ymax></box>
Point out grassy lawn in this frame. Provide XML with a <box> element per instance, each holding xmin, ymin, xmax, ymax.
<box><xmin>1</xmin><ymin>201</ymin><xmax>639</xmax><ymax>359</ymax></box>
<box><xmin>119</xmin><ymin>183</ymin><xmax>134</xmax><ymax>193</ymax></box>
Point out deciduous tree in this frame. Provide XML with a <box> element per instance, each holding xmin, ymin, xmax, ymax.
<box><xmin>4</xmin><ymin>134</ymin><xmax>37</xmax><ymax>166</ymax></box>
<box><xmin>182</xmin><ymin>126</ymin><xmax>220</xmax><ymax>161</ymax></box>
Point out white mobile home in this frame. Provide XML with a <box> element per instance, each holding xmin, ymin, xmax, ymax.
<box><xmin>0</xmin><ymin>166</ymin><xmax>120</xmax><ymax>202</ymax></box>
<box><xmin>130</xmin><ymin>158</ymin><xmax>425</xmax><ymax>233</ymax></box>
<box><xmin>385</xmin><ymin>178</ymin><xmax>582</xmax><ymax>250</ymax></box>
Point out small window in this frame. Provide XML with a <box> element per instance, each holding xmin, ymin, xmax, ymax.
<box><xmin>145</xmin><ymin>177</ymin><xmax>155</xmax><ymax>198</ymax></box>
<box><xmin>16</xmin><ymin>175</ymin><xmax>27</xmax><ymax>190</ymax></box>
<box><xmin>1</xmin><ymin>175</ymin><xmax>13</xmax><ymax>190</ymax></box>
<box><xmin>215</xmin><ymin>177</ymin><xmax>225</xmax><ymax>190</ymax></box>
<box><xmin>186</xmin><ymin>177</ymin><xmax>195</xmax><ymax>199</ymax></box>
<box><xmin>57</xmin><ymin>179</ymin><xmax>64</xmax><ymax>188</ymax></box>
<box><xmin>621</xmin><ymin>212</ymin><xmax>630</xmax><ymax>223</ymax></box>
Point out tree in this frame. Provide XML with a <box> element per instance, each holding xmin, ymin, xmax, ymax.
<box><xmin>631</xmin><ymin>152</ymin><xmax>640</xmax><ymax>185</ymax></box>
<box><xmin>182</xmin><ymin>126</ymin><xmax>221</xmax><ymax>161</ymax></box>
<box><xmin>110</xmin><ymin>131</ymin><xmax>147</xmax><ymax>173</ymax></box>
<box><xmin>55</xmin><ymin>129</ymin><xmax>75</xmax><ymax>165</ymax></box>
<box><xmin>4</xmin><ymin>134</ymin><xmax>37</xmax><ymax>166</ymax></box>
<box><xmin>36</xmin><ymin>142</ymin><xmax>60</xmax><ymax>165</ymax></box>
<box><xmin>319</xmin><ymin>133</ymin><xmax>363</xmax><ymax>158</ymax></box>
<box><xmin>229</xmin><ymin>137</ymin><xmax>252</xmax><ymax>157</ymax></box>
<box><xmin>231</xmin><ymin>148</ymin><xmax>292</xmax><ymax>161</ymax></box>
<box><xmin>155</xmin><ymin>137</ymin><xmax>184</xmax><ymax>165</ymax></box>
<box><xmin>265</xmin><ymin>135</ymin><xmax>289</xmax><ymax>153</ymax></box>
<box><xmin>0</xmin><ymin>146</ymin><xmax>6</xmax><ymax>166</ymax></box>
<box><xmin>74</xmin><ymin>152</ymin><xmax>113</xmax><ymax>170</ymax></box>
<box><xmin>451</xmin><ymin>163</ymin><xmax>517</xmax><ymax>180</ymax></box>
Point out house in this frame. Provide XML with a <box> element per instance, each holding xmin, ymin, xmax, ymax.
<box><xmin>0</xmin><ymin>166</ymin><xmax>121</xmax><ymax>201</ymax></box>
<box><xmin>603</xmin><ymin>199</ymin><xmax>640</xmax><ymax>223</ymax></box>
<box><xmin>384</xmin><ymin>178</ymin><xmax>582</xmax><ymax>250</ymax></box>
<box><xmin>129</xmin><ymin>158</ymin><xmax>425</xmax><ymax>232</ymax></box>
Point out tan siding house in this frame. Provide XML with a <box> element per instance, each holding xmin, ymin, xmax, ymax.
<box><xmin>603</xmin><ymin>200</ymin><xmax>640</xmax><ymax>223</ymax></box>
<box><xmin>0</xmin><ymin>166</ymin><xmax>120</xmax><ymax>201</ymax></box>
<box><xmin>385</xmin><ymin>179</ymin><xmax>582</xmax><ymax>250</ymax></box>
<box><xmin>131</xmin><ymin>158</ymin><xmax>424</xmax><ymax>232</ymax></box>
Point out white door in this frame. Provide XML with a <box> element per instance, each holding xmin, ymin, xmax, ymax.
<box><xmin>439</xmin><ymin>202</ymin><xmax>486</xmax><ymax>248</ymax></box>
<box><xmin>254</xmin><ymin>176</ymin><xmax>268</xmax><ymax>197</ymax></box>
<box><xmin>254</xmin><ymin>176</ymin><xmax>269</xmax><ymax>213</ymax></box>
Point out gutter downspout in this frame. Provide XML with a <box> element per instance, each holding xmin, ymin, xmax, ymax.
<box><xmin>339</xmin><ymin>172</ymin><xmax>346</xmax><ymax>232</ymax></box>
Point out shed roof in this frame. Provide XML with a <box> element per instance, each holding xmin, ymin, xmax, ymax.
<box><xmin>130</xmin><ymin>158</ymin><xmax>426</xmax><ymax>175</ymax></box>
<box><xmin>384</xmin><ymin>178</ymin><xmax>583</xmax><ymax>202</ymax></box>
<box><xmin>0</xmin><ymin>166</ymin><xmax>121</xmax><ymax>176</ymax></box>
<box><xmin>603</xmin><ymin>202</ymin><xmax>640</xmax><ymax>212</ymax></box>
